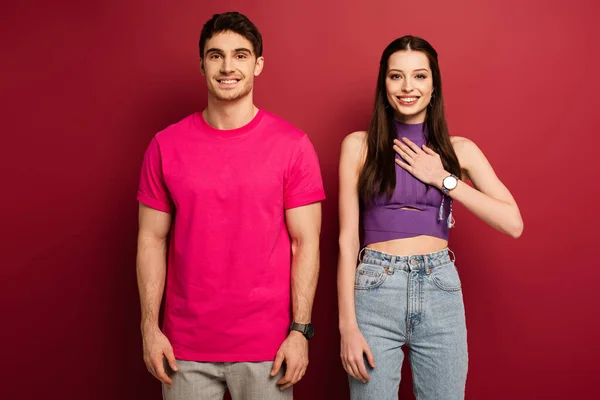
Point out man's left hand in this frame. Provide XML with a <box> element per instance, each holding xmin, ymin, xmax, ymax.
<box><xmin>270</xmin><ymin>331</ymin><xmax>309</xmax><ymax>390</ymax></box>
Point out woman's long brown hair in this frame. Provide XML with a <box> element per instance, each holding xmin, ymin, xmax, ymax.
<box><xmin>358</xmin><ymin>36</ymin><xmax>461</xmax><ymax>203</ymax></box>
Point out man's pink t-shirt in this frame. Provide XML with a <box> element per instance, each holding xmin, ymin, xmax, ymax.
<box><xmin>137</xmin><ymin>109</ymin><xmax>326</xmax><ymax>362</ymax></box>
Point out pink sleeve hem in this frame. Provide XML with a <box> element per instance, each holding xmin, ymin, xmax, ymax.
<box><xmin>284</xmin><ymin>189</ymin><xmax>326</xmax><ymax>210</ymax></box>
<box><xmin>137</xmin><ymin>191</ymin><xmax>173</xmax><ymax>213</ymax></box>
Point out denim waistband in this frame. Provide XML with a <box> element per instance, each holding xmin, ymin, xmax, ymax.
<box><xmin>358</xmin><ymin>247</ymin><xmax>455</xmax><ymax>272</ymax></box>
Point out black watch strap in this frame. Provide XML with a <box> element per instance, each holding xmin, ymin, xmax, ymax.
<box><xmin>289</xmin><ymin>322</ymin><xmax>315</xmax><ymax>340</ymax></box>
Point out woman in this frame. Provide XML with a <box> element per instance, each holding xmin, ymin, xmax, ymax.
<box><xmin>337</xmin><ymin>35</ymin><xmax>523</xmax><ymax>400</ymax></box>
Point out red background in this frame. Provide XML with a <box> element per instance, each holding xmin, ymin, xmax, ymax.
<box><xmin>2</xmin><ymin>1</ymin><xmax>599</xmax><ymax>399</ymax></box>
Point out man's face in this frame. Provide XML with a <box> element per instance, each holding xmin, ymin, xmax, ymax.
<box><xmin>201</xmin><ymin>31</ymin><xmax>264</xmax><ymax>102</ymax></box>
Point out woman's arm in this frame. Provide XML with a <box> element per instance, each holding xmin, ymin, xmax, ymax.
<box><xmin>448</xmin><ymin>137</ymin><xmax>523</xmax><ymax>237</ymax></box>
<box><xmin>337</xmin><ymin>131</ymin><xmax>364</xmax><ymax>332</ymax></box>
<box><xmin>394</xmin><ymin>136</ymin><xmax>524</xmax><ymax>238</ymax></box>
<box><xmin>337</xmin><ymin>131</ymin><xmax>376</xmax><ymax>383</ymax></box>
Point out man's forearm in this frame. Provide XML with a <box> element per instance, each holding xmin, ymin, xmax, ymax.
<box><xmin>136</xmin><ymin>235</ymin><xmax>168</xmax><ymax>333</ymax></box>
<box><xmin>290</xmin><ymin>236</ymin><xmax>320</xmax><ymax>324</ymax></box>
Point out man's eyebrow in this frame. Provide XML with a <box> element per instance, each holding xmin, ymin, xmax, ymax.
<box><xmin>205</xmin><ymin>48</ymin><xmax>253</xmax><ymax>55</ymax></box>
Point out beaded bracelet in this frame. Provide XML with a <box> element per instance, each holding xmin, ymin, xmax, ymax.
<box><xmin>438</xmin><ymin>195</ymin><xmax>456</xmax><ymax>229</ymax></box>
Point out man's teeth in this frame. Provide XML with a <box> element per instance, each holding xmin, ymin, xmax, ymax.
<box><xmin>220</xmin><ymin>79</ymin><xmax>238</xmax><ymax>84</ymax></box>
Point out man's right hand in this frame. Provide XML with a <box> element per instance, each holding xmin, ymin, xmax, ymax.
<box><xmin>142</xmin><ymin>327</ymin><xmax>178</xmax><ymax>387</ymax></box>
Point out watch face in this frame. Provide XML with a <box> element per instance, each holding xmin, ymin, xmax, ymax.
<box><xmin>444</xmin><ymin>176</ymin><xmax>458</xmax><ymax>190</ymax></box>
<box><xmin>306</xmin><ymin>324</ymin><xmax>315</xmax><ymax>339</ymax></box>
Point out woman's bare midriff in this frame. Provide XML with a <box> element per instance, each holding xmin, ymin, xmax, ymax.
<box><xmin>366</xmin><ymin>235</ymin><xmax>448</xmax><ymax>256</ymax></box>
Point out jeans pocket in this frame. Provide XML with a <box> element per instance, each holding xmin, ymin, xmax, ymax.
<box><xmin>354</xmin><ymin>263</ymin><xmax>388</xmax><ymax>290</ymax></box>
<box><xmin>431</xmin><ymin>262</ymin><xmax>462</xmax><ymax>292</ymax></box>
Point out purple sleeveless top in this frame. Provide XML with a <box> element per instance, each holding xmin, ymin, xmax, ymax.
<box><xmin>362</xmin><ymin>121</ymin><xmax>451</xmax><ymax>246</ymax></box>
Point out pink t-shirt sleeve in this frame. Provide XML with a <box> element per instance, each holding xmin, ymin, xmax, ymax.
<box><xmin>137</xmin><ymin>138</ymin><xmax>173</xmax><ymax>213</ymax></box>
<box><xmin>283</xmin><ymin>134</ymin><xmax>326</xmax><ymax>209</ymax></box>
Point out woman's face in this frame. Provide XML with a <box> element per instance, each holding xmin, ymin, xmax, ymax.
<box><xmin>385</xmin><ymin>50</ymin><xmax>434</xmax><ymax>124</ymax></box>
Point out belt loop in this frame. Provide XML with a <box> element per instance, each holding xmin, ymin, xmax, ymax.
<box><xmin>448</xmin><ymin>248</ymin><xmax>456</xmax><ymax>263</ymax></box>
<box><xmin>425</xmin><ymin>255</ymin><xmax>431</xmax><ymax>275</ymax></box>
<box><xmin>386</xmin><ymin>255</ymin><xmax>396</xmax><ymax>275</ymax></box>
<box><xmin>358</xmin><ymin>247</ymin><xmax>366</xmax><ymax>263</ymax></box>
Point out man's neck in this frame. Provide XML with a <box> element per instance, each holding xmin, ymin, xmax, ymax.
<box><xmin>203</xmin><ymin>95</ymin><xmax>258</xmax><ymax>130</ymax></box>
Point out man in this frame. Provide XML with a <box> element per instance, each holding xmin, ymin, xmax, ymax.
<box><xmin>135</xmin><ymin>11</ymin><xmax>325</xmax><ymax>400</ymax></box>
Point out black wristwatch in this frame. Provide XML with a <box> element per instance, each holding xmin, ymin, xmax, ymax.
<box><xmin>289</xmin><ymin>322</ymin><xmax>315</xmax><ymax>340</ymax></box>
